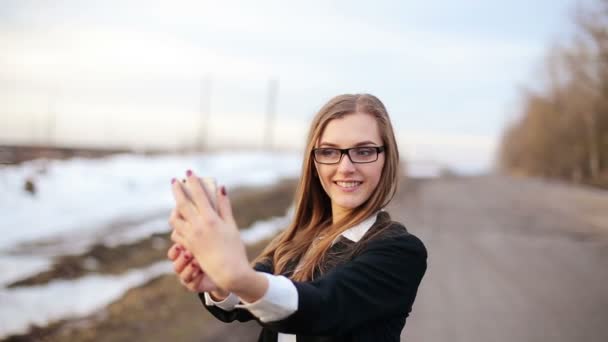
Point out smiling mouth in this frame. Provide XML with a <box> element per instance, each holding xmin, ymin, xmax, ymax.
<box><xmin>334</xmin><ymin>181</ymin><xmax>363</xmax><ymax>189</ymax></box>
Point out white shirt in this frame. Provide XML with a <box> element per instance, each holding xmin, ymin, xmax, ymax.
<box><xmin>204</xmin><ymin>212</ymin><xmax>380</xmax><ymax>342</ymax></box>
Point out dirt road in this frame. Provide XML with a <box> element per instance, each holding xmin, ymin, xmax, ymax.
<box><xmin>395</xmin><ymin>175</ymin><xmax>608</xmax><ymax>342</ymax></box>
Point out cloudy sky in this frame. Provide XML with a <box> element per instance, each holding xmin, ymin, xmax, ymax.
<box><xmin>0</xmin><ymin>0</ymin><xmax>579</xmax><ymax>173</ymax></box>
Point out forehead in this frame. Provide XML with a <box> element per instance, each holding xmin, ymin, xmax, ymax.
<box><xmin>319</xmin><ymin>112</ymin><xmax>382</xmax><ymax>146</ymax></box>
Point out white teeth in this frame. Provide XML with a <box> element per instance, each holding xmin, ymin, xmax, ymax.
<box><xmin>336</xmin><ymin>181</ymin><xmax>361</xmax><ymax>188</ymax></box>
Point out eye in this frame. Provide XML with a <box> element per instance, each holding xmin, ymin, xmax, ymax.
<box><xmin>354</xmin><ymin>147</ymin><xmax>375</xmax><ymax>156</ymax></box>
<box><xmin>319</xmin><ymin>148</ymin><xmax>339</xmax><ymax>157</ymax></box>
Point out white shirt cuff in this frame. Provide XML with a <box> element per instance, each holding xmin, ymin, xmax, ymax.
<box><xmin>235</xmin><ymin>272</ymin><xmax>298</xmax><ymax>323</ymax></box>
<box><xmin>203</xmin><ymin>292</ymin><xmax>241</xmax><ymax>311</ymax></box>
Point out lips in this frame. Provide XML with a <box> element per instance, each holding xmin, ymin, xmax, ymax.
<box><xmin>334</xmin><ymin>181</ymin><xmax>363</xmax><ymax>189</ymax></box>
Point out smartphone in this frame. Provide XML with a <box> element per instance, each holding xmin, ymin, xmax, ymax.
<box><xmin>181</xmin><ymin>176</ymin><xmax>217</xmax><ymax>211</ymax></box>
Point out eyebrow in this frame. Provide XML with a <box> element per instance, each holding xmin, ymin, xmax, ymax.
<box><xmin>318</xmin><ymin>140</ymin><xmax>380</xmax><ymax>147</ymax></box>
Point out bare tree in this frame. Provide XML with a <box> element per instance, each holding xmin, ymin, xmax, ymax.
<box><xmin>499</xmin><ymin>0</ymin><xmax>608</xmax><ymax>187</ymax></box>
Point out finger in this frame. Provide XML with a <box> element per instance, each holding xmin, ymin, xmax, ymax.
<box><xmin>179</xmin><ymin>277</ymin><xmax>192</xmax><ymax>290</ymax></box>
<box><xmin>169</xmin><ymin>208</ymin><xmax>190</xmax><ymax>235</ymax></box>
<box><xmin>169</xmin><ymin>208</ymin><xmax>185</xmax><ymax>229</ymax></box>
<box><xmin>170</xmin><ymin>206</ymin><xmax>186</xmax><ymax>220</ymax></box>
<box><xmin>173</xmin><ymin>250</ymin><xmax>194</xmax><ymax>274</ymax></box>
<box><xmin>171</xmin><ymin>179</ymin><xmax>198</xmax><ymax>221</ymax></box>
<box><xmin>180</xmin><ymin>261</ymin><xmax>200</xmax><ymax>283</ymax></box>
<box><xmin>170</xmin><ymin>223</ymin><xmax>188</xmax><ymax>245</ymax></box>
<box><xmin>185</xmin><ymin>280</ymin><xmax>198</xmax><ymax>292</ymax></box>
<box><xmin>193</xmin><ymin>274</ymin><xmax>207</xmax><ymax>292</ymax></box>
<box><xmin>169</xmin><ymin>215</ymin><xmax>191</xmax><ymax>244</ymax></box>
<box><xmin>180</xmin><ymin>266</ymin><xmax>203</xmax><ymax>292</ymax></box>
<box><xmin>184</xmin><ymin>170</ymin><xmax>216</xmax><ymax>218</ymax></box>
<box><xmin>182</xmin><ymin>275</ymin><xmax>201</xmax><ymax>292</ymax></box>
<box><xmin>167</xmin><ymin>243</ymin><xmax>183</xmax><ymax>260</ymax></box>
<box><xmin>216</xmin><ymin>185</ymin><xmax>235</xmax><ymax>223</ymax></box>
<box><xmin>168</xmin><ymin>208</ymin><xmax>181</xmax><ymax>223</ymax></box>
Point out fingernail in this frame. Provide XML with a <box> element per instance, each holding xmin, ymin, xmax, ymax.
<box><xmin>186</xmin><ymin>169</ymin><xmax>192</xmax><ymax>177</ymax></box>
<box><xmin>192</xmin><ymin>260</ymin><xmax>199</xmax><ymax>267</ymax></box>
<box><xmin>221</xmin><ymin>186</ymin><xmax>227</xmax><ymax>196</ymax></box>
<box><xmin>171</xmin><ymin>178</ymin><xmax>176</xmax><ymax>184</ymax></box>
<box><xmin>176</xmin><ymin>245</ymin><xmax>183</xmax><ymax>251</ymax></box>
<box><xmin>184</xmin><ymin>251</ymin><xmax>192</xmax><ymax>259</ymax></box>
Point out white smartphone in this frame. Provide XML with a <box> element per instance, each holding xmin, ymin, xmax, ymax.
<box><xmin>181</xmin><ymin>176</ymin><xmax>217</xmax><ymax>211</ymax></box>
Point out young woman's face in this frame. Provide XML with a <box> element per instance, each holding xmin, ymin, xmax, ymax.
<box><xmin>314</xmin><ymin>112</ymin><xmax>385</xmax><ymax>220</ymax></box>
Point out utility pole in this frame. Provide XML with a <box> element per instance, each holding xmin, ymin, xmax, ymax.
<box><xmin>47</xmin><ymin>89</ymin><xmax>56</xmax><ymax>147</ymax></box>
<box><xmin>199</xmin><ymin>75</ymin><xmax>212</xmax><ymax>152</ymax></box>
<box><xmin>264</xmin><ymin>78</ymin><xmax>278</xmax><ymax>150</ymax></box>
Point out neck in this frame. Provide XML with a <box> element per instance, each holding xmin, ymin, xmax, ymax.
<box><xmin>331</xmin><ymin>206</ymin><xmax>350</xmax><ymax>224</ymax></box>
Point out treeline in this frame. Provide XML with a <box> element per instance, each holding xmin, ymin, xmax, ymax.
<box><xmin>498</xmin><ymin>0</ymin><xmax>608</xmax><ymax>187</ymax></box>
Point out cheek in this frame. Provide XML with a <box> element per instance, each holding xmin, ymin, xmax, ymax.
<box><xmin>314</xmin><ymin>164</ymin><xmax>331</xmax><ymax>191</ymax></box>
<box><xmin>364</xmin><ymin>159</ymin><xmax>384</xmax><ymax>184</ymax></box>
<box><xmin>363</xmin><ymin>167</ymin><xmax>384</xmax><ymax>198</ymax></box>
<box><xmin>365</xmin><ymin>171</ymin><xmax>382</xmax><ymax>191</ymax></box>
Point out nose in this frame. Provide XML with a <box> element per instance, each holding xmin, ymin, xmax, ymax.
<box><xmin>337</xmin><ymin>153</ymin><xmax>356</xmax><ymax>173</ymax></box>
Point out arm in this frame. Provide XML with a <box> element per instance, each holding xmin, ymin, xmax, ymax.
<box><xmin>199</xmin><ymin>259</ymin><xmax>273</xmax><ymax>323</ymax></box>
<box><xmin>257</xmin><ymin>232</ymin><xmax>427</xmax><ymax>335</ymax></box>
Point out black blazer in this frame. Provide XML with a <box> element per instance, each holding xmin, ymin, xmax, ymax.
<box><xmin>199</xmin><ymin>212</ymin><xmax>428</xmax><ymax>342</ymax></box>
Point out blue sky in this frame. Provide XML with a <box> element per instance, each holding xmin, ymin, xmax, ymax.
<box><xmin>0</xmin><ymin>0</ymin><xmax>580</xmax><ymax>173</ymax></box>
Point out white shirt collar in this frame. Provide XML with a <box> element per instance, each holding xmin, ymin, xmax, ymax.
<box><xmin>331</xmin><ymin>211</ymin><xmax>379</xmax><ymax>246</ymax></box>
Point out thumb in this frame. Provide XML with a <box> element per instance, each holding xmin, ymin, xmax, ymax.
<box><xmin>216</xmin><ymin>185</ymin><xmax>235</xmax><ymax>223</ymax></box>
<box><xmin>196</xmin><ymin>274</ymin><xmax>220</xmax><ymax>292</ymax></box>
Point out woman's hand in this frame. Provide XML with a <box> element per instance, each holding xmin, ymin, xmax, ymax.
<box><xmin>169</xmin><ymin>171</ymin><xmax>251</xmax><ymax>293</ymax></box>
<box><xmin>167</xmin><ymin>243</ymin><xmax>223</xmax><ymax>293</ymax></box>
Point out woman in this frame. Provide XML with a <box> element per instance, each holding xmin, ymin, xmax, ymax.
<box><xmin>167</xmin><ymin>94</ymin><xmax>428</xmax><ymax>342</ymax></box>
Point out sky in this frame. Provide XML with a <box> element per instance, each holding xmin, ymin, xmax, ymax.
<box><xmin>0</xmin><ymin>0</ymin><xmax>580</xmax><ymax>173</ymax></box>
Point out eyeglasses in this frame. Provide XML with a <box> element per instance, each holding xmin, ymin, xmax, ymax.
<box><xmin>312</xmin><ymin>146</ymin><xmax>385</xmax><ymax>165</ymax></box>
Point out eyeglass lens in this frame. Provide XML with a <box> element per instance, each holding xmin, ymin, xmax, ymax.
<box><xmin>314</xmin><ymin>147</ymin><xmax>379</xmax><ymax>163</ymax></box>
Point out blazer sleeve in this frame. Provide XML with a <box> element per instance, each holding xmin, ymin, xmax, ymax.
<box><xmin>198</xmin><ymin>260</ymin><xmax>273</xmax><ymax>323</ymax></box>
<box><xmin>260</xmin><ymin>231</ymin><xmax>427</xmax><ymax>336</ymax></box>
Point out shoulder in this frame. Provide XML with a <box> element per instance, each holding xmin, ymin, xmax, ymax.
<box><xmin>253</xmin><ymin>258</ymin><xmax>274</xmax><ymax>274</ymax></box>
<box><xmin>366</xmin><ymin>220</ymin><xmax>428</xmax><ymax>260</ymax></box>
<box><xmin>339</xmin><ymin>220</ymin><xmax>428</xmax><ymax>286</ymax></box>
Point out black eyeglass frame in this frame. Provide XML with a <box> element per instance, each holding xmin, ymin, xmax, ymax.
<box><xmin>311</xmin><ymin>146</ymin><xmax>386</xmax><ymax>165</ymax></box>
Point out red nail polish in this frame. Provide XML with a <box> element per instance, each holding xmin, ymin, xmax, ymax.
<box><xmin>221</xmin><ymin>186</ymin><xmax>227</xmax><ymax>196</ymax></box>
<box><xmin>186</xmin><ymin>170</ymin><xmax>192</xmax><ymax>177</ymax></box>
<box><xmin>184</xmin><ymin>251</ymin><xmax>192</xmax><ymax>259</ymax></box>
<box><xmin>171</xmin><ymin>178</ymin><xmax>176</xmax><ymax>184</ymax></box>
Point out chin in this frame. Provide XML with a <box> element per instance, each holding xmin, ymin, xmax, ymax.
<box><xmin>334</xmin><ymin>197</ymin><xmax>365</xmax><ymax>211</ymax></box>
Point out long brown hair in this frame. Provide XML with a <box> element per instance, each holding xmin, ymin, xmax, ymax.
<box><xmin>252</xmin><ymin>94</ymin><xmax>401</xmax><ymax>281</ymax></box>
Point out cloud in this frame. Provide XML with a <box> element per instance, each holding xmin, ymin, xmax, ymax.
<box><xmin>0</xmin><ymin>0</ymin><xmax>544</xmax><ymax>88</ymax></box>
<box><xmin>0</xmin><ymin>0</ymin><xmax>574</xmax><ymax>174</ymax></box>
<box><xmin>0</xmin><ymin>27</ymin><xmax>275</xmax><ymax>81</ymax></box>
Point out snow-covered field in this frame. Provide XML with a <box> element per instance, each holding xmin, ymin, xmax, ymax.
<box><xmin>0</xmin><ymin>151</ymin><xmax>438</xmax><ymax>337</ymax></box>
<box><xmin>0</xmin><ymin>214</ymin><xmax>292</xmax><ymax>337</ymax></box>
<box><xmin>0</xmin><ymin>151</ymin><xmax>301</xmax><ymax>337</ymax></box>
<box><xmin>0</xmin><ymin>151</ymin><xmax>302</xmax><ymax>253</ymax></box>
